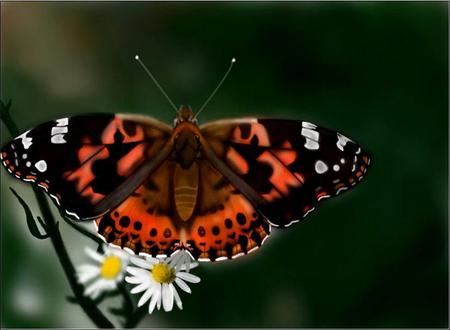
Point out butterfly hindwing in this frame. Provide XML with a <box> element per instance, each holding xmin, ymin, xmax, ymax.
<box><xmin>200</xmin><ymin>118</ymin><xmax>371</xmax><ymax>227</ymax></box>
<box><xmin>95</xmin><ymin>158</ymin><xmax>271</xmax><ymax>261</ymax></box>
<box><xmin>1</xmin><ymin>113</ymin><xmax>172</xmax><ymax>219</ymax></box>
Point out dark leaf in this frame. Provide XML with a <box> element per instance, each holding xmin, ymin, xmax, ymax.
<box><xmin>10</xmin><ymin>188</ymin><xmax>50</xmax><ymax>239</ymax></box>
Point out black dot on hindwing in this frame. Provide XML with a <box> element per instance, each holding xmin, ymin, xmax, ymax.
<box><xmin>236</xmin><ymin>213</ymin><xmax>247</xmax><ymax>225</ymax></box>
<box><xmin>163</xmin><ymin>228</ymin><xmax>172</xmax><ymax>238</ymax></box>
<box><xmin>150</xmin><ymin>228</ymin><xmax>157</xmax><ymax>237</ymax></box>
<box><xmin>198</xmin><ymin>226</ymin><xmax>206</xmax><ymax>237</ymax></box>
<box><xmin>225</xmin><ymin>218</ymin><xmax>233</xmax><ymax>229</ymax></box>
<box><xmin>212</xmin><ymin>226</ymin><xmax>220</xmax><ymax>236</ymax></box>
<box><xmin>119</xmin><ymin>216</ymin><xmax>130</xmax><ymax>227</ymax></box>
<box><xmin>134</xmin><ymin>221</ymin><xmax>142</xmax><ymax>230</ymax></box>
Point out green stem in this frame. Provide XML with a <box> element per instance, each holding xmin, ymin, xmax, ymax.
<box><xmin>1</xmin><ymin>100</ymin><xmax>115</xmax><ymax>328</ymax></box>
<box><xmin>124</xmin><ymin>306</ymin><xmax>148</xmax><ymax>328</ymax></box>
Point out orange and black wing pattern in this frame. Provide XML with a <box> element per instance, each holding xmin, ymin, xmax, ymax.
<box><xmin>200</xmin><ymin>118</ymin><xmax>371</xmax><ymax>228</ymax></box>
<box><xmin>1</xmin><ymin>113</ymin><xmax>172</xmax><ymax>219</ymax></box>
<box><xmin>95</xmin><ymin>158</ymin><xmax>270</xmax><ymax>261</ymax></box>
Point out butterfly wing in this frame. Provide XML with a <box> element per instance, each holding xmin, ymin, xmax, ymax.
<box><xmin>1</xmin><ymin>113</ymin><xmax>172</xmax><ymax>219</ymax></box>
<box><xmin>200</xmin><ymin>118</ymin><xmax>371</xmax><ymax>227</ymax></box>
<box><xmin>95</xmin><ymin>158</ymin><xmax>271</xmax><ymax>261</ymax></box>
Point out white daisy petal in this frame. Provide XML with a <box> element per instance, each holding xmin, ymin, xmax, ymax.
<box><xmin>143</xmin><ymin>255</ymin><xmax>160</xmax><ymax>265</ymax></box>
<box><xmin>130</xmin><ymin>282</ymin><xmax>150</xmax><ymax>294</ymax></box>
<box><xmin>157</xmin><ymin>288</ymin><xmax>162</xmax><ymax>310</ymax></box>
<box><xmin>84</xmin><ymin>247</ymin><xmax>105</xmax><ymax>263</ymax></box>
<box><xmin>171</xmin><ymin>283</ymin><xmax>183</xmax><ymax>310</ymax></box>
<box><xmin>130</xmin><ymin>256</ymin><xmax>154</xmax><ymax>269</ymax></box>
<box><xmin>180</xmin><ymin>262</ymin><xmax>199</xmax><ymax>271</ymax></box>
<box><xmin>84</xmin><ymin>279</ymin><xmax>102</xmax><ymax>297</ymax></box>
<box><xmin>175</xmin><ymin>277</ymin><xmax>191</xmax><ymax>294</ymax></box>
<box><xmin>148</xmin><ymin>286</ymin><xmax>160</xmax><ymax>314</ymax></box>
<box><xmin>162</xmin><ymin>283</ymin><xmax>174</xmax><ymax>312</ymax></box>
<box><xmin>137</xmin><ymin>287</ymin><xmax>154</xmax><ymax>307</ymax></box>
<box><xmin>77</xmin><ymin>266</ymin><xmax>100</xmax><ymax>284</ymax></box>
<box><xmin>127</xmin><ymin>266</ymin><xmax>151</xmax><ymax>278</ymax></box>
<box><xmin>125</xmin><ymin>276</ymin><xmax>143</xmax><ymax>284</ymax></box>
<box><xmin>176</xmin><ymin>271</ymin><xmax>201</xmax><ymax>283</ymax></box>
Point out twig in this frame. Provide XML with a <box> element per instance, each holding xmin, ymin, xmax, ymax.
<box><xmin>1</xmin><ymin>100</ymin><xmax>115</xmax><ymax>328</ymax></box>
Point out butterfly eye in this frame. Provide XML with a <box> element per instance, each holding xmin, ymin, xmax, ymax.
<box><xmin>194</xmin><ymin>135</ymin><xmax>200</xmax><ymax>141</ymax></box>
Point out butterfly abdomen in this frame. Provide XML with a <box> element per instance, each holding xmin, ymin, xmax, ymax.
<box><xmin>174</xmin><ymin>163</ymin><xmax>199</xmax><ymax>221</ymax></box>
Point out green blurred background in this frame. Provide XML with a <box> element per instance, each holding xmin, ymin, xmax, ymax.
<box><xmin>0</xmin><ymin>2</ymin><xmax>448</xmax><ymax>328</ymax></box>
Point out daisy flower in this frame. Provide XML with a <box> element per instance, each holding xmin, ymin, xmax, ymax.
<box><xmin>125</xmin><ymin>253</ymin><xmax>200</xmax><ymax>313</ymax></box>
<box><xmin>76</xmin><ymin>246</ymin><xmax>129</xmax><ymax>299</ymax></box>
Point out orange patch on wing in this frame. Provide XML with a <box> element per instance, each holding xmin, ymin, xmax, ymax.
<box><xmin>226</xmin><ymin>147</ymin><xmax>249</xmax><ymax>175</ymax></box>
<box><xmin>273</xmin><ymin>148</ymin><xmax>297</xmax><ymax>166</ymax></box>
<box><xmin>66</xmin><ymin>148</ymin><xmax>109</xmax><ymax>193</ymax></box>
<box><xmin>232</xmin><ymin>122</ymin><xmax>270</xmax><ymax>146</ymax></box>
<box><xmin>78</xmin><ymin>145</ymin><xmax>104</xmax><ymax>163</ymax></box>
<box><xmin>262</xmin><ymin>188</ymin><xmax>283</xmax><ymax>202</ymax></box>
<box><xmin>80</xmin><ymin>186</ymin><xmax>104</xmax><ymax>203</ymax></box>
<box><xmin>101</xmin><ymin>117</ymin><xmax>145</xmax><ymax>144</ymax></box>
<box><xmin>257</xmin><ymin>150</ymin><xmax>302</xmax><ymax>196</ymax></box>
<box><xmin>117</xmin><ymin>144</ymin><xmax>146</xmax><ymax>176</ymax></box>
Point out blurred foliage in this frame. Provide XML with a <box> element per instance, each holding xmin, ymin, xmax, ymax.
<box><xmin>0</xmin><ymin>2</ymin><xmax>447</xmax><ymax>328</ymax></box>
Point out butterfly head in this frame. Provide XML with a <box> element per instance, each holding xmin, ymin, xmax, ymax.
<box><xmin>172</xmin><ymin>106</ymin><xmax>202</xmax><ymax>169</ymax></box>
<box><xmin>174</xmin><ymin>105</ymin><xmax>198</xmax><ymax>126</ymax></box>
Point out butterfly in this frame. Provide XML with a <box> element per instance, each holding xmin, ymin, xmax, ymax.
<box><xmin>1</xmin><ymin>105</ymin><xmax>370</xmax><ymax>261</ymax></box>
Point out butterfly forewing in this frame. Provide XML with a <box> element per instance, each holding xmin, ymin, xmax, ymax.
<box><xmin>1</xmin><ymin>113</ymin><xmax>172</xmax><ymax>219</ymax></box>
<box><xmin>200</xmin><ymin>118</ymin><xmax>371</xmax><ymax>227</ymax></box>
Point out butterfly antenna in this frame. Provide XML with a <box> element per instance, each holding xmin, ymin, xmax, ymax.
<box><xmin>134</xmin><ymin>54</ymin><xmax>179</xmax><ymax>114</ymax></box>
<box><xmin>194</xmin><ymin>57</ymin><xmax>236</xmax><ymax>120</ymax></box>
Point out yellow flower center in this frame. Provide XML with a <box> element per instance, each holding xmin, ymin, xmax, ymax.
<box><xmin>152</xmin><ymin>263</ymin><xmax>176</xmax><ymax>284</ymax></box>
<box><xmin>100</xmin><ymin>255</ymin><xmax>122</xmax><ymax>279</ymax></box>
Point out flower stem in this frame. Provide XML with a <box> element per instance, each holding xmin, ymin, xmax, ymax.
<box><xmin>1</xmin><ymin>100</ymin><xmax>115</xmax><ymax>328</ymax></box>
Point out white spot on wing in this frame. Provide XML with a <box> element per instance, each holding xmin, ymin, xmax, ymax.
<box><xmin>26</xmin><ymin>161</ymin><xmax>31</xmax><ymax>167</ymax></box>
<box><xmin>56</xmin><ymin>118</ymin><xmax>69</xmax><ymax>126</ymax></box>
<box><xmin>333</xmin><ymin>164</ymin><xmax>340</xmax><ymax>171</ymax></box>
<box><xmin>302</xmin><ymin>121</ymin><xmax>317</xmax><ymax>129</ymax></box>
<box><xmin>314</xmin><ymin>160</ymin><xmax>328</xmax><ymax>174</ymax></box>
<box><xmin>51</xmin><ymin>126</ymin><xmax>68</xmax><ymax>135</ymax></box>
<box><xmin>302</xmin><ymin>128</ymin><xmax>320</xmax><ymax>150</ymax></box>
<box><xmin>16</xmin><ymin>130</ymin><xmax>33</xmax><ymax>150</ymax></box>
<box><xmin>34</xmin><ymin>160</ymin><xmax>47</xmax><ymax>172</ymax></box>
<box><xmin>304</xmin><ymin>139</ymin><xmax>319</xmax><ymax>150</ymax></box>
<box><xmin>302</xmin><ymin>128</ymin><xmax>319</xmax><ymax>141</ymax></box>
<box><xmin>51</xmin><ymin>135</ymin><xmax>67</xmax><ymax>144</ymax></box>
<box><xmin>336</xmin><ymin>133</ymin><xmax>352</xmax><ymax>151</ymax></box>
